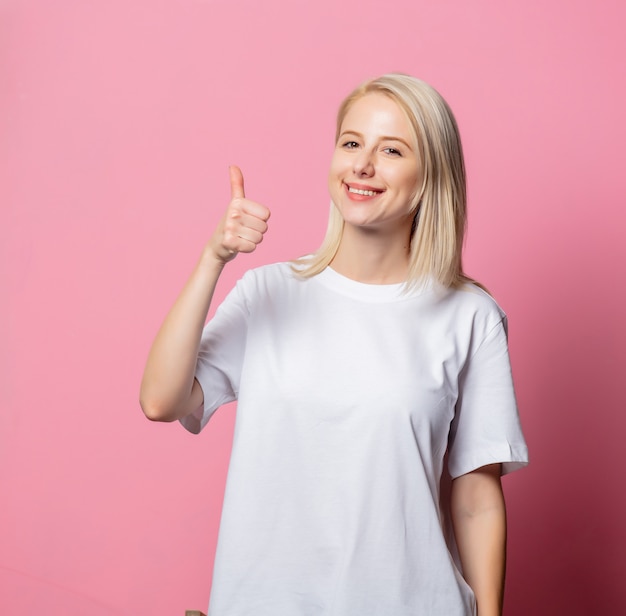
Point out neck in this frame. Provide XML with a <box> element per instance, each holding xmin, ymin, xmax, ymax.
<box><xmin>330</xmin><ymin>225</ymin><xmax>412</xmax><ymax>284</ymax></box>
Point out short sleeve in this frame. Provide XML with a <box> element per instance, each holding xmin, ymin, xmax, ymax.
<box><xmin>447</xmin><ymin>317</ymin><xmax>529</xmax><ymax>478</ymax></box>
<box><xmin>179</xmin><ymin>275</ymin><xmax>251</xmax><ymax>434</ymax></box>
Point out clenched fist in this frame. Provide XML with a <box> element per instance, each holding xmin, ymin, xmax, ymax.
<box><xmin>208</xmin><ymin>166</ymin><xmax>271</xmax><ymax>264</ymax></box>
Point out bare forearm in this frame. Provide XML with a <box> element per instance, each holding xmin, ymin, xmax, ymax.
<box><xmin>139</xmin><ymin>166</ymin><xmax>270</xmax><ymax>423</ymax></box>
<box><xmin>140</xmin><ymin>249</ymin><xmax>225</xmax><ymax>422</ymax></box>
<box><xmin>451</xmin><ymin>464</ymin><xmax>506</xmax><ymax>616</ymax></box>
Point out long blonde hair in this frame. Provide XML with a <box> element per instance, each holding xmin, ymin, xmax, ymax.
<box><xmin>293</xmin><ymin>73</ymin><xmax>477</xmax><ymax>290</ymax></box>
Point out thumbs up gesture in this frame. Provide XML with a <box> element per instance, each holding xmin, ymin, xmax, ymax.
<box><xmin>208</xmin><ymin>166</ymin><xmax>271</xmax><ymax>264</ymax></box>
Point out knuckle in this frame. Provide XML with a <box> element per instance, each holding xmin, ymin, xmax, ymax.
<box><xmin>222</xmin><ymin>234</ymin><xmax>238</xmax><ymax>250</ymax></box>
<box><xmin>223</xmin><ymin>220</ymin><xmax>239</xmax><ymax>234</ymax></box>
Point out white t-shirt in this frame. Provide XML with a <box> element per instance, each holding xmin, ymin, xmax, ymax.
<box><xmin>181</xmin><ymin>262</ymin><xmax>528</xmax><ymax>616</ymax></box>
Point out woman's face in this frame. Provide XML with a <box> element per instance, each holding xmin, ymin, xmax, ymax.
<box><xmin>328</xmin><ymin>93</ymin><xmax>421</xmax><ymax>236</ymax></box>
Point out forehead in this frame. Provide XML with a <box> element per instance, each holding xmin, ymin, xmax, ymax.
<box><xmin>340</xmin><ymin>93</ymin><xmax>415</xmax><ymax>143</ymax></box>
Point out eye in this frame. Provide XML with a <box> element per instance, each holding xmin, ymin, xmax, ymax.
<box><xmin>341</xmin><ymin>141</ymin><xmax>359</xmax><ymax>149</ymax></box>
<box><xmin>383</xmin><ymin>147</ymin><xmax>402</xmax><ymax>156</ymax></box>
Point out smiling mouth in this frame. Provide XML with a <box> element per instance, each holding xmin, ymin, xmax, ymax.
<box><xmin>347</xmin><ymin>186</ymin><xmax>383</xmax><ymax>197</ymax></box>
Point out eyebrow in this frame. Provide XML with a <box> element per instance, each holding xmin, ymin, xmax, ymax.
<box><xmin>338</xmin><ymin>130</ymin><xmax>414</xmax><ymax>151</ymax></box>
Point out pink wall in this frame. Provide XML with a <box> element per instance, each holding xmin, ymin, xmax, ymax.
<box><xmin>2</xmin><ymin>1</ymin><xmax>625</xmax><ymax>614</ymax></box>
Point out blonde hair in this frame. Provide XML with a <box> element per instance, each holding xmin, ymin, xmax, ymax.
<box><xmin>292</xmin><ymin>73</ymin><xmax>478</xmax><ymax>290</ymax></box>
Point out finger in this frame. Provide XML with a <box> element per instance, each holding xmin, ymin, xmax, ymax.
<box><xmin>223</xmin><ymin>213</ymin><xmax>266</xmax><ymax>242</ymax></box>
<box><xmin>241</xmin><ymin>200</ymin><xmax>271</xmax><ymax>222</ymax></box>
<box><xmin>222</xmin><ymin>229</ymin><xmax>263</xmax><ymax>254</ymax></box>
<box><xmin>229</xmin><ymin>165</ymin><xmax>245</xmax><ymax>200</ymax></box>
<box><xmin>232</xmin><ymin>238</ymin><xmax>258</xmax><ymax>254</ymax></box>
<box><xmin>236</xmin><ymin>212</ymin><xmax>269</xmax><ymax>234</ymax></box>
<box><xmin>236</xmin><ymin>227</ymin><xmax>265</xmax><ymax>246</ymax></box>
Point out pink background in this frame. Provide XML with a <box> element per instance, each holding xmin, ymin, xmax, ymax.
<box><xmin>2</xmin><ymin>0</ymin><xmax>625</xmax><ymax>614</ymax></box>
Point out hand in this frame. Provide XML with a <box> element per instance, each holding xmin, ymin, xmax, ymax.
<box><xmin>208</xmin><ymin>166</ymin><xmax>271</xmax><ymax>264</ymax></box>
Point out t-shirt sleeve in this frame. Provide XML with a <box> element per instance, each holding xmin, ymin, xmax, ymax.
<box><xmin>179</xmin><ymin>275</ymin><xmax>251</xmax><ymax>434</ymax></box>
<box><xmin>447</xmin><ymin>316</ymin><xmax>529</xmax><ymax>478</ymax></box>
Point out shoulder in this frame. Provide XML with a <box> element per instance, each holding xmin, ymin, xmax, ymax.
<box><xmin>239</xmin><ymin>261</ymin><xmax>299</xmax><ymax>288</ymax></box>
<box><xmin>447</xmin><ymin>283</ymin><xmax>506</xmax><ymax>321</ymax></box>
<box><xmin>233</xmin><ymin>261</ymin><xmax>303</xmax><ymax>304</ymax></box>
<box><xmin>426</xmin><ymin>282</ymin><xmax>509</xmax><ymax>349</ymax></box>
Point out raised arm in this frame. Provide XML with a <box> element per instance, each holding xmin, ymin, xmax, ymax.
<box><xmin>139</xmin><ymin>166</ymin><xmax>270</xmax><ymax>422</ymax></box>
<box><xmin>451</xmin><ymin>463</ymin><xmax>507</xmax><ymax>616</ymax></box>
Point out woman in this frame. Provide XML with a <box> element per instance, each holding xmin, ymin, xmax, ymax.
<box><xmin>140</xmin><ymin>73</ymin><xmax>528</xmax><ymax>616</ymax></box>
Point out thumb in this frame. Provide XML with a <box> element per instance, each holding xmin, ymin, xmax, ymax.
<box><xmin>229</xmin><ymin>165</ymin><xmax>245</xmax><ymax>200</ymax></box>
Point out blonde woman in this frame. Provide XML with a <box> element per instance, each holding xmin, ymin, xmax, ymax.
<box><xmin>140</xmin><ymin>74</ymin><xmax>528</xmax><ymax>616</ymax></box>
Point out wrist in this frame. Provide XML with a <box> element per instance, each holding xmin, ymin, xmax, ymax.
<box><xmin>199</xmin><ymin>245</ymin><xmax>229</xmax><ymax>272</ymax></box>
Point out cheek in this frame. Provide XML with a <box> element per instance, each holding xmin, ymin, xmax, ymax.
<box><xmin>327</xmin><ymin>152</ymin><xmax>347</xmax><ymax>189</ymax></box>
<box><xmin>396</xmin><ymin>168</ymin><xmax>420</xmax><ymax>196</ymax></box>
<box><xmin>328</xmin><ymin>150</ymin><xmax>346</xmax><ymax>179</ymax></box>
<box><xmin>327</xmin><ymin>158</ymin><xmax>342</xmax><ymax>201</ymax></box>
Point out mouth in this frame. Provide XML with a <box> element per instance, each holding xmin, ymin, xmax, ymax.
<box><xmin>345</xmin><ymin>183</ymin><xmax>384</xmax><ymax>197</ymax></box>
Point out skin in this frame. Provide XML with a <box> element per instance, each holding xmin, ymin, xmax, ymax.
<box><xmin>139</xmin><ymin>165</ymin><xmax>270</xmax><ymax>422</ymax></box>
<box><xmin>328</xmin><ymin>93</ymin><xmax>421</xmax><ymax>284</ymax></box>
<box><xmin>140</xmin><ymin>95</ymin><xmax>508</xmax><ymax>616</ymax></box>
<box><xmin>452</xmin><ymin>463</ymin><xmax>507</xmax><ymax>616</ymax></box>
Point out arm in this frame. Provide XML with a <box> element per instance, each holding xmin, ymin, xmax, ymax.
<box><xmin>139</xmin><ymin>166</ymin><xmax>270</xmax><ymax>422</ymax></box>
<box><xmin>451</xmin><ymin>463</ymin><xmax>507</xmax><ymax>616</ymax></box>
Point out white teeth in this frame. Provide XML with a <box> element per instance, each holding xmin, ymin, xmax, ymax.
<box><xmin>348</xmin><ymin>187</ymin><xmax>380</xmax><ymax>196</ymax></box>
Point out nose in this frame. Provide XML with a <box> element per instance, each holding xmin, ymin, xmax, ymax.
<box><xmin>353</xmin><ymin>150</ymin><xmax>375</xmax><ymax>177</ymax></box>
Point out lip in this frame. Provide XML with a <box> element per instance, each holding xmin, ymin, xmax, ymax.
<box><xmin>343</xmin><ymin>182</ymin><xmax>385</xmax><ymax>201</ymax></box>
<box><xmin>345</xmin><ymin>182</ymin><xmax>385</xmax><ymax>193</ymax></box>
